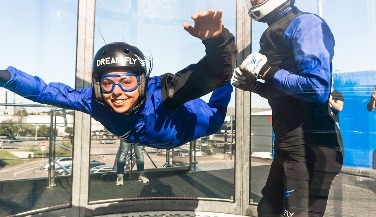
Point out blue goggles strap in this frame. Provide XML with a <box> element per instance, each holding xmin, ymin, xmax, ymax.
<box><xmin>101</xmin><ymin>72</ymin><xmax>139</xmax><ymax>78</ymax></box>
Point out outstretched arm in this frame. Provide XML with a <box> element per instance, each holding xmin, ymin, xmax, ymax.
<box><xmin>1</xmin><ymin>66</ymin><xmax>93</xmax><ymax>113</ymax></box>
<box><xmin>161</xmin><ymin>9</ymin><xmax>237</xmax><ymax>111</ymax></box>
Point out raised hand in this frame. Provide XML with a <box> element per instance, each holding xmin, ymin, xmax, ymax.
<box><xmin>183</xmin><ymin>9</ymin><xmax>223</xmax><ymax>40</ymax></box>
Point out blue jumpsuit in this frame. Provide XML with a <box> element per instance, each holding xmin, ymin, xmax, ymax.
<box><xmin>1</xmin><ymin>28</ymin><xmax>236</xmax><ymax>150</ymax></box>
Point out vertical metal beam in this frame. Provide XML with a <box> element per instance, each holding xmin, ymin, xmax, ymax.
<box><xmin>48</xmin><ymin>109</ymin><xmax>56</xmax><ymax>187</ymax></box>
<box><xmin>317</xmin><ymin>0</ymin><xmax>323</xmax><ymax>17</ymax></box>
<box><xmin>235</xmin><ymin>0</ymin><xmax>253</xmax><ymax>216</ymax></box>
<box><xmin>71</xmin><ymin>0</ymin><xmax>96</xmax><ymax>216</ymax></box>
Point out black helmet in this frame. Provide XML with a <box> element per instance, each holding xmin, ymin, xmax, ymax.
<box><xmin>92</xmin><ymin>42</ymin><xmax>148</xmax><ymax>79</ymax></box>
<box><xmin>92</xmin><ymin>42</ymin><xmax>152</xmax><ymax>112</ymax></box>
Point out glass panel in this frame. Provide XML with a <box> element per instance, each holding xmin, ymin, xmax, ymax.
<box><xmin>0</xmin><ymin>106</ymin><xmax>74</xmax><ymax>179</ymax></box>
<box><xmin>323</xmin><ymin>0</ymin><xmax>376</xmax><ymax>216</ymax></box>
<box><xmin>250</xmin><ymin>0</ymin><xmax>376</xmax><ymax>216</ymax></box>
<box><xmin>89</xmin><ymin>0</ymin><xmax>236</xmax><ymax>202</ymax></box>
<box><xmin>0</xmin><ymin>1</ymin><xmax>78</xmax><ymax>216</ymax></box>
<box><xmin>0</xmin><ymin>106</ymin><xmax>75</xmax><ymax>215</ymax></box>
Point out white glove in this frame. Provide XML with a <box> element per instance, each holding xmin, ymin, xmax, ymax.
<box><xmin>239</xmin><ymin>52</ymin><xmax>269</xmax><ymax>79</ymax></box>
<box><xmin>231</xmin><ymin>67</ymin><xmax>258</xmax><ymax>91</ymax></box>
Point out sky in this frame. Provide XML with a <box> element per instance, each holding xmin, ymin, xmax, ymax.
<box><xmin>0</xmin><ymin>0</ymin><xmax>375</xmax><ymax>109</ymax></box>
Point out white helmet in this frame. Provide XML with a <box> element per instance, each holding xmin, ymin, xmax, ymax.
<box><xmin>247</xmin><ymin>0</ymin><xmax>291</xmax><ymax>21</ymax></box>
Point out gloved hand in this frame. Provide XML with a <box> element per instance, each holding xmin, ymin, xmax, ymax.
<box><xmin>239</xmin><ymin>52</ymin><xmax>271</xmax><ymax>79</ymax></box>
<box><xmin>231</xmin><ymin>67</ymin><xmax>258</xmax><ymax>91</ymax></box>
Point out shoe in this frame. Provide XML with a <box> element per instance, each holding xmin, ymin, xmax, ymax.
<box><xmin>116</xmin><ymin>174</ymin><xmax>123</xmax><ymax>186</ymax></box>
<box><xmin>138</xmin><ymin>174</ymin><xmax>149</xmax><ymax>183</ymax></box>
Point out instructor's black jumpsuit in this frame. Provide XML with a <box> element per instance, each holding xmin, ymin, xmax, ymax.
<box><xmin>253</xmin><ymin>7</ymin><xmax>343</xmax><ymax>217</ymax></box>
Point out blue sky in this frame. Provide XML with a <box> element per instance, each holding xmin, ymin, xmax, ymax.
<box><xmin>0</xmin><ymin>0</ymin><xmax>375</xmax><ymax>109</ymax></box>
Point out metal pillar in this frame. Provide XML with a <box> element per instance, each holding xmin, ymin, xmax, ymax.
<box><xmin>235</xmin><ymin>0</ymin><xmax>253</xmax><ymax>215</ymax></box>
<box><xmin>70</xmin><ymin>0</ymin><xmax>96</xmax><ymax>216</ymax></box>
<box><xmin>48</xmin><ymin>109</ymin><xmax>56</xmax><ymax>187</ymax></box>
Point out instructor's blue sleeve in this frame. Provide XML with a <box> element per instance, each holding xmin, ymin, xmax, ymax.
<box><xmin>270</xmin><ymin>14</ymin><xmax>334</xmax><ymax>104</ymax></box>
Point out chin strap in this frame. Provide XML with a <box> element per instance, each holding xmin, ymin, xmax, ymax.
<box><xmin>263</xmin><ymin>4</ymin><xmax>293</xmax><ymax>25</ymax></box>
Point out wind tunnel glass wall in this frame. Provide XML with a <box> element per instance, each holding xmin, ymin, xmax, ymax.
<box><xmin>249</xmin><ymin>0</ymin><xmax>376</xmax><ymax>216</ymax></box>
<box><xmin>89</xmin><ymin>0</ymin><xmax>236</xmax><ymax>202</ymax></box>
<box><xmin>0</xmin><ymin>1</ymin><xmax>78</xmax><ymax>216</ymax></box>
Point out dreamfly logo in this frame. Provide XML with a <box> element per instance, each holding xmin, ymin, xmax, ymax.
<box><xmin>96</xmin><ymin>54</ymin><xmax>146</xmax><ymax>67</ymax></box>
<box><xmin>134</xmin><ymin>54</ymin><xmax>146</xmax><ymax>67</ymax></box>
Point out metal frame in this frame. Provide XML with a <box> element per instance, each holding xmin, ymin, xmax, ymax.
<box><xmin>70</xmin><ymin>0</ymin><xmax>96</xmax><ymax>216</ymax></box>
<box><xmin>46</xmin><ymin>0</ymin><xmax>257</xmax><ymax>216</ymax></box>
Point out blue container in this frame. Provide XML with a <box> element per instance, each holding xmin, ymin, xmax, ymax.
<box><xmin>334</xmin><ymin>71</ymin><xmax>376</xmax><ymax>168</ymax></box>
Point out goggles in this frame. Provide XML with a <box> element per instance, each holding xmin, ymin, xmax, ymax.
<box><xmin>100</xmin><ymin>72</ymin><xmax>140</xmax><ymax>93</ymax></box>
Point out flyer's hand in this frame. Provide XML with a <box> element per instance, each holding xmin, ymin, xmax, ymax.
<box><xmin>239</xmin><ymin>52</ymin><xmax>270</xmax><ymax>79</ymax></box>
<box><xmin>183</xmin><ymin>9</ymin><xmax>223</xmax><ymax>40</ymax></box>
<box><xmin>231</xmin><ymin>67</ymin><xmax>258</xmax><ymax>91</ymax></box>
<box><xmin>0</xmin><ymin>69</ymin><xmax>11</xmax><ymax>85</ymax></box>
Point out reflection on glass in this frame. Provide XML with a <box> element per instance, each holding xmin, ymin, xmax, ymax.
<box><xmin>0</xmin><ymin>106</ymin><xmax>74</xmax><ymax>215</ymax></box>
<box><xmin>0</xmin><ymin>0</ymin><xmax>77</xmax><ymax>215</ymax></box>
<box><xmin>89</xmin><ymin>0</ymin><xmax>236</xmax><ymax>202</ymax></box>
